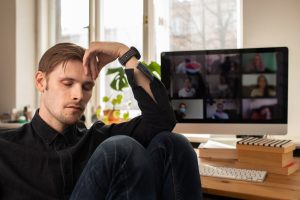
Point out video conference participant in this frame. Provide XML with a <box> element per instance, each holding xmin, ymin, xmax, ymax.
<box><xmin>242</xmin><ymin>99</ymin><xmax>279</xmax><ymax>120</ymax></box>
<box><xmin>244</xmin><ymin>53</ymin><xmax>276</xmax><ymax>73</ymax></box>
<box><xmin>174</xmin><ymin>102</ymin><xmax>187</xmax><ymax>120</ymax></box>
<box><xmin>251</xmin><ymin>106</ymin><xmax>272</xmax><ymax>120</ymax></box>
<box><xmin>252</xmin><ymin>54</ymin><xmax>265</xmax><ymax>72</ymax></box>
<box><xmin>211</xmin><ymin>102</ymin><xmax>229</xmax><ymax>119</ymax></box>
<box><xmin>176</xmin><ymin>58</ymin><xmax>202</xmax><ymax>75</ymax></box>
<box><xmin>250</xmin><ymin>74</ymin><xmax>276</xmax><ymax>97</ymax></box>
<box><xmin>217</xmin><ymin>74</ymin><xmax>232</xmax><ymax>98</ymax></box>
<box><xmin>178</xmin><ymin>76</ymin><xmax>196</xmax><ymax>98</ymax></box>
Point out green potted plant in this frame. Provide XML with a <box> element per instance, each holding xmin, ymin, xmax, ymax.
<box><xmin>102</xmin><ymin>61</ymin><xmax>161</xmax><ymax>124</ymax></box>
<box><xmin>102</xmin><ymin>94</ymin><xmax>129</xmax><ymax>123</ymax></box>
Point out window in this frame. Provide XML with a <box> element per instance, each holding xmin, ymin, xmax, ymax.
<box><xmin>154</xmin><ymin>0</ymin><xmax>238</xmax><ymax>61</ymax></box>
<box><xmin>99</xmin><ymin>0</ymin><xmax>143</xmax><ymax>113</ymax></box>
<box><xmin>100</xmin><ymin>0</ymin><xmax>143</xmax><ymax>52</ymax></box>
<box><xmin>56</xmin><ymin>0</ymin><xmax>89</xmax><ymax>47</ymax></box>
<box><xmin>45</xmin><ymin>0</ymin><xmax>238</xmax><ymax>121</ymax></box>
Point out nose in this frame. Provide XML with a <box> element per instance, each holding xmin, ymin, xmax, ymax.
<box><xmin>72</xmin><ymin>85</ymin><xmax>83</xmax><ymax>101</ymax></box>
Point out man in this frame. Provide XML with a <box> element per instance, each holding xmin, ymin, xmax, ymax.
<box><xmin>178</xmin><ymin>77</ymin><xmax>196</xmax><ymax>98</ymax></box>
<box><xmin>176</xmin><ymin>58</ymin><xmax>202</xmax><ymax>75</ymax></box>
<box><xmin>0</xmin><ymin>42</ymin><xmax>202</xmax><ymax>200</ymax></box>
<box><xmin>212</xmin><ymin>102</ymin><xmax>229</xmax><ymax>120</ymax></box>
<box><xmin>174</xmin><ymin>102</ymin><xmax>187</xmax><ymax>120</ymax></box>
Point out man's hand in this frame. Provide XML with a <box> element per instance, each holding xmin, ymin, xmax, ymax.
<box><xmin>84</xmin><ymin>41</ymin><xmax>155</xmax><ymax>101</ymax></box>
<box><xmin>83</xmin><ymin>41</ymin><xmax>130</xmax><ymax>80</ymax></box>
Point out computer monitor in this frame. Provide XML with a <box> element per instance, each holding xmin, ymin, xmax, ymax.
<box><xmin>161</xmin><ymin>47</ymin><xmax>288</xmax><ymax>135</ymax></box>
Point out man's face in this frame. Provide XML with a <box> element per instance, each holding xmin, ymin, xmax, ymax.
<box><xmin>216</xmin><ymin>103</ymin><xmax>224</xmax><ymax>112</ymax></box>
<box><xmin>184</xmin><ymin>79</ymin><xmax>192</xmax><ymax>89</ymax></box>
<box><xmin>39</xmin><ymin>60</ymin><xmax>94</xmax><ymax>130</ymax></box>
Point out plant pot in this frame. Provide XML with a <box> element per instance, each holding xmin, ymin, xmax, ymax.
<box><xmin>103</xmin><ymin>109</ymin><xmax>120</xmax><ymax>123</ymax></box>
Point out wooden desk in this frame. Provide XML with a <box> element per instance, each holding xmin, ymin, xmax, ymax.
<box><xmin>199</xmin><ymin>157</ymin><xmax>300</xmax><ymax>200</ymax></box>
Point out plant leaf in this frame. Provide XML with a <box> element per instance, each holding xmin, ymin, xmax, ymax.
<box><xmin>141</xmin><ymin>61</ymin><xmax>161</xmax><ymax>80</ymax></box>
<box><xmin>111</xmin><ymin>98</ymin><xmax>118</xmax><ymax>106</ymax></box>
<box><xmin>147</xmin><ymin>61</ymin><xmax>161</xmax><ymax>79</ymax></box>
<box><xmin>106</xmin><ymin>67</ymin><xmax>123</xmax><ymax>75</ymax></box>
<box><xmin>110</xmin><ymin>79</ymin><xmax>118</xmax><ymax>91</ymax></box>
<box><xmin>115</xmin><ymin>94</ymin><xmax>123</xmax><ymax>104</ymax></box>
<box><xmin>102</xmin><ymin>96</ymin><xmax>110</xmax><ymax>102</ymax></box>
<box><xmin>106</xmin><ymin>61</ymin><xmax>161</xmax><ymax>91</ymax></box>
<box><xmin>107</xmin><ymin>67</ymin><xmax>129</xmax><ymax>91</ymax></box>
<box><xmin>123</xmin><ymin>112</ymin><xmax>129</xmax><ymax>120</ymax></box>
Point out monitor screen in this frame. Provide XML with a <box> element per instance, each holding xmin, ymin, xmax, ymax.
<box><xmin>161</xmin><ymin>47</ymin><xmax>288</xmax><ymax>135</ymax></box>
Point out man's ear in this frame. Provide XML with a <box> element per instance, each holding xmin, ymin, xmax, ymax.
<box><xmin>35</xmin><ymin>71</ymin><xmax>47</xmax><ymax>92</ymax></box>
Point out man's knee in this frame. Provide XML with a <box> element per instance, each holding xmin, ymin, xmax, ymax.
<box><xmin>151</xmin><ymin>131</ymin><xmax>193</xmax><ymax>149</ymax></box>
<box><xmin>94</xmin><ymin>135</ymin><xmax>150</xmax><ymax>170</ymax></box>
<box><xmin>99</xmin><ymin>135</ymin><xmax>143</xmax><ymax>152</ymax></box>
<box><xmin>72</xmin><ymin>136</ymin><xmax>156</xmax><ymax>199</ymax></box>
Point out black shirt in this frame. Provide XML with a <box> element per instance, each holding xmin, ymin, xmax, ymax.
<box><xmin>0</xmin><ymin>68</ymin><xmax>176</xmax><ymax>200</ymax></box>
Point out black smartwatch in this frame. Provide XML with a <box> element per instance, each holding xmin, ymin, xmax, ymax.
<box><xmin>118</xmin><ymin>46</ymin><xmax>141</xmax><ymax>66</ymax></box>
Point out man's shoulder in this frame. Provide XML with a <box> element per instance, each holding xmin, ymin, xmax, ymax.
<box><xmin>0</xmin><ymin>123</ymin><xmax>30</xmax><ymax>142</ymax></box>
<box><xmin>82</xmin><ymin>120</ymin><xmax>115</xmax><ymax>143</ymax></box>
<box><xmin>88</xmin><ymin>121</ymin><xmax>110</xmax><ymax>133</ymax></box>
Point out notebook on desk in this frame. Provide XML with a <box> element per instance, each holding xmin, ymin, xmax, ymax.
<box><xmin>181</xmin><ymin>133</ymin><xmax>210</xmax><ymax>143</ymax></box>
<box><xmin>198</xmin><ymin>138</ymin><xmax>240</xmax><ymax>159</ymax></box>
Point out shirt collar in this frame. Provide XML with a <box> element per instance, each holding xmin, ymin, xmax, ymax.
<box><xmin>31</xmin><ymin>110</ymin><xmax>76</xmax><ymax>145</ymax></box>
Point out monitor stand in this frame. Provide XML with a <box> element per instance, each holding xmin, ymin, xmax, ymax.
<box><xmin>236</xmin><ymin>135</ymin><xmax>264</xmax><ymax>139</ymax></box>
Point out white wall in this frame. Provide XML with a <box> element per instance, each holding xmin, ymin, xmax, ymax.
<box><xmin>0</xmin><ymin>0</ymin><xmax>16</xmax><ymax>114</ymax></box>
<box><xmin>16</xmin><ymin>0</ymin><xmax>36</xmax><ymax>110</ymax></box>
<box><xmin>243</xmin><ymin>0</ymin><xmax>300</xmax><ymax>140</ymax></box>
<box><xmin>0</xmin><ymin>0</ymin><xmax>36</xmax><ymax>114</ymax></box>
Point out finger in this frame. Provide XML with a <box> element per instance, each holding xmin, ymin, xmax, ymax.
<box><xmin>90</xmin><ymin>55</ymin><xmax>98</xmax><ymax>80</ymax></box>
<box><xmin>95</xmin><ymin>55</ymin><xmax>101</xmax><ymax>79</ymax></box>
<box><xmin>83</xmin><ymin>42</ymin><xmax>102</xmax><ymax>62</ymax></box>
<box><xmin>83</xmin><ymin>49</ymin><xmax>92</xmax><ymax>75</ymax></box>
<box><xmin>83</xmin><ymin>42</ymin><xmax>102</xmax><ymax>75</ymax></box>
<box><xmin>89</xmin><ymin>55</ymin><xmax>96</xmax><ymax>80</ymax></box>
<box><xmin>94</xmin><ymin>56</ymin><xmax>101</xmax><ymax>79</ymax></box>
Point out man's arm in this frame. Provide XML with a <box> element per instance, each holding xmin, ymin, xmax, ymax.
<box><xmin>107</xmin><ymin>67</ymin><xmax>176</xmax><ymax>146</ymax></box>
<box><xmin>84</xmin><ymin>42</ymin><xmax>176</xmax><ymax>146</ymax></box>
<box><xmin>83</xmin><ymin>42</ymin><xmax>154</xmax><ymax>100</ymax></box>
<box><xmin>120</xmin><ymin>50</ymin><xmax>156</xmax><ymax>101</ymax></box>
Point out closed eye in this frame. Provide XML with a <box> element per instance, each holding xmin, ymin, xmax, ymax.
<box><xmin>61</xmin><ymin>80</ymin><xmax>73</xmax><ymax>87</ymax></box>
<box><xmin>83</xmin><ymin>82</ymin><xmax>94</xmax><ymax>91</ymax></box>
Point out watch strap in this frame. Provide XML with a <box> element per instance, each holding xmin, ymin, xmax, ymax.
<box><xmin>118</xmin><ymin>46</ymin><xmax>141</xmax><ymax>66</ymax></box>
<box><xmin>136</xmin><ymin>62</ymin><xmax>154</xmax><ymax>81</ymax></box>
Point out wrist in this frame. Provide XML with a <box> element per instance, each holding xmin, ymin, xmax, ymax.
<box><xmin>118</xmin><ymin>46</ymin><xmax>141</xmax><ymax>67</ymax></box>
<box><xmin>125</xmin><ymin>58</ymin><xmax>139</xmax><ymax>69</ymax></box>
<box><xmin>118</xmin><ymin>46</ymin><xmax>130</xmax><ymax>58</ymax></box>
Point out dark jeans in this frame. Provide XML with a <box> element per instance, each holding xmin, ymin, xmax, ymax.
<box><xmin>70</xmin><ymin>132</ymin><xmax>202</xmax><ymax>200</ymax></box>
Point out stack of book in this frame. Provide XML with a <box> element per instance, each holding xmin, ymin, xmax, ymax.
<box><xmin>236</xmin><ymin>137</ymin><xmax>299</xmax><ymax>175</ymax></box>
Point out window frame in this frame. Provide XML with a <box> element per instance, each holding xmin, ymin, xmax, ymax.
<box><xmin>37</xmin><ymin>0</ymin><xmax>240</xmax><ymax>125</ymax></box>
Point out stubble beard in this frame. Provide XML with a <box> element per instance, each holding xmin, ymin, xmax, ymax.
<box><xmin>60</xmin><ymin>108</ymin><xmax>84</xmax><ymax>125</ymax></box>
